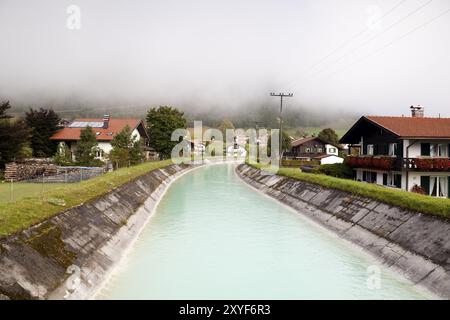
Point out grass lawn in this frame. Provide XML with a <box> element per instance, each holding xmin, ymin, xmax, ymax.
<box><xmin>0</xmin><ymin>183</ymin><xmax>66</xmax><ymax>203</ymax></box>
<box><xmin>248</xmin><ymin>163</ymin><xmax>450</xmax><ymax>219</ymax></box>
<box><xmin>0</xmin><ymin>160</ymin><xmax>173</xmax><ymax>238</ymax></box>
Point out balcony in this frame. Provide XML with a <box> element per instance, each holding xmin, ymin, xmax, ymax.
<box><xmin>346</xmin><ymin>156</ymin><xmax>450</xmax><ymax>172</ymax></box>
<box><xmin>402</xmin><ymin>158</ymin><xmax>450</xmax><ymax>171</ymax></box>
<box><xmin>345</xmin><ymin>156</ymin><xmax>397</xmax><ymax>170</ymax></box>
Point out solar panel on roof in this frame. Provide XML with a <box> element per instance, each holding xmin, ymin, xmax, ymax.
<box><xmin>69</xmin><ymin>121</ymin><xmax>104</xmax><ymax>128</ymax></box>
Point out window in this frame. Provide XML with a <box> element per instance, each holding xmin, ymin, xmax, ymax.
<box><xmin>96</xmin><ymin>149</ymin><xmax>104</xmax><ymax>158</ymax></box>
<box><xmin>431</xmin><ymin>144</ymin><xmax>448</xmax><ymax>157</ymax></box>
<box><xmin>317</xmin><ymin>148</ymin><xmax>323</xmax><ymax>153</ymax></box>
<box><xmin>383</xmin><ymin>173</ymin><xmax>402</xmax><ymax>188</ymax></box>
<box><xmin>421</xmin><ymin>143</ymin><xmax>430</xmax><ymax>156</ymax></box>
<box><xmin>305</xmin><ymin>148</ymin><xmax>311</xmax><ymax>153</ymax></box>
<box><xmin>388</xmin><ymin>143</ymin><xmax>398</xmax><ymax>156</ymax></box>
<box><xmin>363</xmin><ymin>171</ymin><xmax>377</xmax><ymax>183</ymax></box>
<box><xmin>367</xmin><ymin>144</ymin><xmax>374</xmax><ymax>156</ymax></box>
<box><xmin>422</xmin><ymin>176</ymin><xmax>449</xmax><ymax>198</ymax></box>
<box><xmin>430</xmin><ymin>176</ymin><xmax>448</xmax><ymax>198</ymax></box>
<box><xmin>422</xmin><ymin>143</ymin><xmax>448</xmax><ymax>157</ymax></box>
<box><xmin>329</xmin><ymin>147</ymin><xmax>337</xmax><ymax>154</ymax></box>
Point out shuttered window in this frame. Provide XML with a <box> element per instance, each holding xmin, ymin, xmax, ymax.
<box><xmin>421</xmin><ymin>176</ymin><xmax>430</xmax><ymax>195</ymax></box>
<box><xmin>421</xmin><ymin>143</ymin><xmax>430</xmax><ymax>156</ymax></box>
<box><xmin>394</xmin><ymin>174</ymin><xmax>402</xmax><ymax>188</ymax></box>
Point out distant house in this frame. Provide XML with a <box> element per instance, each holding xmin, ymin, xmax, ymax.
<box><xmin>340</xmin><ymin>106</ymin><xmax>450</xmax><ymax>198</ymax></box>
<box><xmin>285</xmin><ymin>136</ymin><xmax>343</xmax><ymax>165</ymax></box>
<box><xmin>50</xmin><ymin>115</ymin><xmax>151</xmax><ymax>162</ymax></box>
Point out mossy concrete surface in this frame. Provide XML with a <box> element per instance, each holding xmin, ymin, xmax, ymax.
<box><xmin>0</xmin><ymin>163</ymin><xmax>195</xmax><ymax>300</ymax></box>
<box><xmin>237</xmin><ymin>164</ymin><xmax>450</xmax><ymax>299</ymax></box>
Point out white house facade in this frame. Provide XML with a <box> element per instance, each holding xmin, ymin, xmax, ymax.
<box><xmin>341</xmin><ymin>106</ymin><xmax>450</xmax><ymax>198</ymax></box>
<box><xmin>51</xmin><ymin>115</ymin><xmax>151</xmax><ymax>162</ymax></box>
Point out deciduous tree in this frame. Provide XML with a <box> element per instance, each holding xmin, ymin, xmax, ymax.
<box><xmin>318</xmin><ymin>128</ymin><xmax>339</xmax><ymax>146</ymax></box>
<box><xmin>109</xmin><ymin>125</ymin><xmax>144</xmax><ymax>168</ymax></box>
<box><xmin>146</xmin><ymin>106</ymin><xmax>187</xmax><ymax>158</ymax></box>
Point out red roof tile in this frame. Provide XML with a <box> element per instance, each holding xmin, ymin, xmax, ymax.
<box><xmin>366</xmin><ymin>116</ymin><xmax>450</xmax><ymax>138</ymax></box>
<box><xmin>50</xmin><ymin>118</ymin><xmax>144</xmax><ymax>141</ymax></box>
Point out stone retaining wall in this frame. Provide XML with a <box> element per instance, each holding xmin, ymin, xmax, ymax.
<box><xmin>236</xmin><ymin>164</ymin><xmax>450</xmax><ymax>299</ymax></box>
<box><xmin>0</xmin><ymin>163</ymin><xmax>196</xmax><ymax>300</ymax></box>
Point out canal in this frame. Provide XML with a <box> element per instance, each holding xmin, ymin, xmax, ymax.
<box><xmin>98</xmin><ymin>164</ymin><xmax>429</xmax><ymax>299</ymax></box>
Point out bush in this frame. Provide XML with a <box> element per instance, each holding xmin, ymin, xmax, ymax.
<box><xmin>53</xmin><ymin>142</ymin><xmax>73</xmax><ymax>166</ymax></box>
<box><xmin>282</xmin><ymin>159</ymin><xmax>320</xmax><ymax>167</ymax></box>
<box><xmin>313</xmin><ymin>163</ymin><xmax>353</xmax><ymax>179</ymax></box>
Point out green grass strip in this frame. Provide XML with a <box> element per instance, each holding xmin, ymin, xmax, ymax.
<box><xmin>0</xmin><ymin>160</ymin><xmax>173</xmax><ymax>237</ymax></box>
<box><xmin>247</xmin><ymin>163</ymin><xmax>450</xmax><ymax>219</ymax></box>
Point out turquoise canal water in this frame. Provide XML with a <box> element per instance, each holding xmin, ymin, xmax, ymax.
<box><xmin>98</xmin><ymin>164</ymin><xmax>430</xmax><ymax>299</ymax></box>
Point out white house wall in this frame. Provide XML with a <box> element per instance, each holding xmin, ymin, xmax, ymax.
<box><xmin>403</xmin><ymin>139</ymin><xmax>450</xmax><ymax>158</ymax></box>
<box><xmin>98</xmin><ymin>142</ymin><xmax>113</xmax><ymax>155</ymax></box>
<box><xmin>67</xmin><ymin>129</ymin><xmax>143</xmax><ymax>161</ymax></box>
<box><xmin>320</xmin><ymin>156</ymin><xmax>344</xmax><ymax>165</ymax></box>
<box><xmin>325</xmin><ymin>144</ymin><xmax>339</xmax><ymax>156</ymax></box>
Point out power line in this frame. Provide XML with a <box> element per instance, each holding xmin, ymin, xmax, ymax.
<box><xmin>288</xmin><ymin>0</ymin><xmax>435</xmax><ymax>88</ymax></box>
<box><xmin>296</xmin><ymin>0</ymin><xmax>407</xmax><ymax>77</ymax></box>
<box><xmin>322</xmin><ymin>6</ymin><xmax>450</xmax><ymax>79</ymax></box>
<box><xmin>303</xmin><ymin>0</ymin><xmax>435</xmax><ymax>81</ymax></box>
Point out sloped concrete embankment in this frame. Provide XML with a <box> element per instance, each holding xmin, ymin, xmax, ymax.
<box><xmin>236</xmin><ymin>164</ymin><xmax>450</xmax><ymax>299</ymax></box>
<box><xmin>0</xmin><ymin>164</ymin><xmax>195</xmax><ymax>300</ymax></box>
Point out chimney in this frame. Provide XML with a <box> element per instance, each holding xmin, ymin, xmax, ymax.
<box><xmin>410</xmin><ymin>105</ymin><xmax>424</xmax><ymax>118</ymax></box>
<box><xmin>103</xmin><ymin>114</ymin><xmax>110</xmax><ymax>129</ymax></box>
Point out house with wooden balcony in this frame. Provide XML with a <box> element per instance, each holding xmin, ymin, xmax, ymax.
<box><xmin>340</xmin><ymin>106</ymin><xmax>450</xmax><ymax>198</ymax></box>
<box><xmin>284</xmin><ymin>136</ymin><xmax>344</xmax><ymax>165</ymax></box>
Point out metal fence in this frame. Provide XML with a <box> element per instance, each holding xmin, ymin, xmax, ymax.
<box><xmin>1</xmin><ymin>166</ymin><xmax>106</xmax><ymax>203</ymax></box>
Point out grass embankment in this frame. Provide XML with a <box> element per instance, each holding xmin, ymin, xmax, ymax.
<box><xmin>0</xmin><ymin>160</ymin><xmax>173</xmax><ymax>238</ymax></box>
<box><xmin>248</xmin><ymin>163</ymin><xmax>450</xmax><ymax>219</ymax></box>
<box><xmin>0</xmin><ymin>183</ymin><xmax>66</xmax><ymax>203</ymax></box>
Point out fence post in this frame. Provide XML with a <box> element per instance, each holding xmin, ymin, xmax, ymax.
<box><xmin>80</xmin><ymin>168</ymin><xmax>83</xmax><ymax>182</ymax></box>
<box><xmin>41</xmin><ymin>173</ymin><xmax>45</xmax><ymax>200</ymax></box>
<box><xmin>10</xmin><ymin>179</ymin><xmax>13</xmax><ymax>202</ymax></box>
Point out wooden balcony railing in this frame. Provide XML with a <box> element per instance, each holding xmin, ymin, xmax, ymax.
<box><xmin>345</xmin><ymin>156</ymin><xmax>397</xmax><ymax>170</ymax></box>
<box><xmin>402</xmin><ymin>158</ymin><xmax>450</xmax><ymax>171</ymax></box>
<box><xmin>346</xmin><ymin>156</ymin><xmax>450</xmax><ymax>172</ymax></box>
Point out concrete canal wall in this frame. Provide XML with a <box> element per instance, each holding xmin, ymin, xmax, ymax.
<box><xmin>0</xmin><ymin>164</ymin><xmax>196</xmax><ymax>300</ymax></box>
<box><xmin>236</xmin><ymin>164</ymin><xmax>450</xmax><ymax>299</ymax></box>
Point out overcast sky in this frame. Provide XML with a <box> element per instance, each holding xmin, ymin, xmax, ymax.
<box><xmin>0</xmin><ymin>0</ymin><xmax>449</xmax><ymax>116</ymax></box>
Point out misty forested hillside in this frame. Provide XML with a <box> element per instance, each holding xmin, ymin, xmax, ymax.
<box><xmin>8</xmin><ymin>103</ymin><xmax>357</xmax><ymax>135</ymax></box>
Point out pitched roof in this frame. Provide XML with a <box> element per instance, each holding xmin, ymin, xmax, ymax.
<box><xmin>50</xmin><ymin>118</ymin><xmax>145</xmax><ymax>141</ymax></box>
<box><xmin>366</xmin><ymin>116</ymin><xmax>450</xmax><ymax>138</ymax></box>
<box><xmin>291</xmin><ymin>137</ymin><xmax>317</xmax><ymax>147</ymax></box>
<box><xmin>291</xmin><ymin>136</ymin><xmax>341</xmax><ymax>148</ymax></box>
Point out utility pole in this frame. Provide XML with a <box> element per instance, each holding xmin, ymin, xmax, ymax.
<box><xmin>270</xmin><ymin>92</ymin><xmax>293</xmax><ymax>164</ymax></box>
<box><xmin>255</xmin><ymin>121</ymin><xmax>260</xmax><ymax>163</ymax></box>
